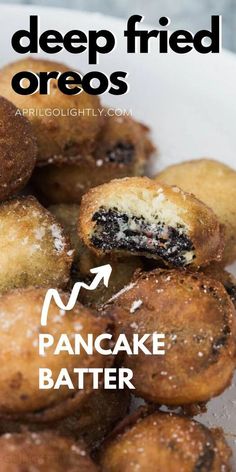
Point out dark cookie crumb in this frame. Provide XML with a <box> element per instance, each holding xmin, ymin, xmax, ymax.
<box><xmin>91</xmin><ymin>207</ymin><xmax>195</xmax><ymax>267</ymax></box>
<box><xmin>106</xmin><ymin>142</ymin><xmax>135</xmax><ymax>165</ymax></box>
<box><xmin>225</xmin><ymin>282</ymin><xmax>236</xmax><ymax>306</ymax></box>
<box><xmin>193</xmin><ymin>444</ymin><xmax>215</xmax><ymax>472</ymax></box>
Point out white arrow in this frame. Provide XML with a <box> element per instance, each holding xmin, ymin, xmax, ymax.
<box><xmin>41</xmin><ymin>264</ymin><xmax>112</xmax><ymax>327</ymax></box>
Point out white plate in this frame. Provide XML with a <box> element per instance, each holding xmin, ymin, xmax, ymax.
<box><xmin>0</xmin><ymin>3</ymin><xmax>236</xmax><ymax>468</ymax></box>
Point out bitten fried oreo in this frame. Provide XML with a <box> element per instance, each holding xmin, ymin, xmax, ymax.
<box><xmin>79</xmin><ymin>177</ymin><xmax>224</xmax><ymax>268</ymax></box>
<box><xmin>0</xmin><ymin>288</ymin><xmax>111</xmax><ymax>421</ymax></box>
<box><xmin>0</xmin><ymin>196</ymin><xmax>73</xmax><ymax>292</ymax></box>
<box><xmin>0</xmin><ymin>431</ymin><xmax>98</xmax><ymax>472</ymax></box>
<box><xmin>100</xmin><ymin>410</ymin><xmax>232</xmax><ymax>472</ymax></box>
<box><xmin>103</xmin><ymin>269</ymin><xmax>236</xmax><ymax>405</ymax></box>
<box><xmin>0</xmin><ymin>96</ymin><xmax>37</xmax><ymax>201</ymax></box>
<box><xmin>0</xmin><ymin>58</ymin><xmax>103</xmax><ymax>165</ymax></box>
<box><xmin>155</xmin><ymin>159</ymin><xmax>236</xmax><ymax>264</ymax></box>
<box><xmin>32</xmin><ymin>113</ymin><xmax>154</xmax><ymax>204</ymax></box>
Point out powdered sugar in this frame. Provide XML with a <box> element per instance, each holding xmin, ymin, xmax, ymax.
<box><xmin>130</xmin><ymin>299</ymin><xmax>143</xmax><ymax>313</ymax></box>
<box><xmin>50</xmin><ymin>224</ymin><xmax>65</xmax><ymax>252</ymax></box>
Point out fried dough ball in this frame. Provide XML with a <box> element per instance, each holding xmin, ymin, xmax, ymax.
<box><xmin>32</xmin><ymin>113</ymin><xmax>154</xmax><ymax>204</ymax></box>
<box><xmin>0</xmin><ymin>431</ymin><xmax>98</xmax><ymax>472</ymax></box>
<box><xmin>0</xmin><ymin>287</ymin><xmax>111</xmax><ymax>420</ymax></box>
<box><xmin>49</xmin><ymin>203</ymin><xmax>143</xmax><ymax>308</ymax></box>
<box><xmin>0</xmin><ymin>196</ymin><xmax>73</xmax><ymax>292</ymax></box>
<box><xmin>0</xmin><ymin>58</ymin><xmax>103</xmax><ymax>165</ymax></box>
<box><xmin>103</xmin><ymin>269</ymin><xmax>236</xmax><ymax>405</ymax></box>
<box><xmin>155</xmin><ymin>159</ymin><xmax>236</xmax><ymax>264</ymax></box>
<box><xmin>79</xmin><ymin>177</ymin><xmax>224</xmax><ymax>268</ymax></box>
<box><xmin>100</xmin><ymin>410</ymin><xmax>232</xmax><ymax>472</ymax></box>
<box><xmin>0</xmin><ymin>388</ymin><xmax>130</xmax><ymax>451</ymax></box>
<box><xmin>0</xmin><ymin>96</ymin><xmax>37</xmax><ymax>201</ymax></box>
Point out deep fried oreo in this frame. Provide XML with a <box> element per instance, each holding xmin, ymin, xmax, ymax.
<box><xmin>79</xmin><ymin>177</ymin><xmax>224</xmax><ymax>268</ymax></box>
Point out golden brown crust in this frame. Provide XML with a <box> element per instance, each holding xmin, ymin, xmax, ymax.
<box><xmin>211</xmin><ymin>428</ymin><xmax>232</xmax><ymax>472</ymax></box>
<box><xmin>0</xmin><ymin>58</ymin><xmax>103</xmax><ymax>165</ymax></box>
<box><xmin>0</xmin><ymin>196</ymin><xmax>73</xmax><ymax>292</ymax></box>
<box><xmin>0</xmin><ymin>287</ymin><xmax>112</xmax><ymax>419</ymax></box>
<box><xmin>31</xmin><ymin>113</ymin><xmax>154</xmax><ymax>204</ymax></box>
<box><xmin>0</xmin><ymin>388</ymin><xmax>130</xmax><ymax>452</ymax></box>
<box><xmin>100</xmin><ymin>411</ymin><xmax>231</xmax><ymax>472</ymax></box>
<box><xmin>0</xmin><ymin>96</ymin><xmax>37</xmax><ymax>200</ymax></box>
<box><xmin>103</xmin><ymin>268</ymin><xmax>236</xmax><ymax>405</ymax></box>
<box><xmin>32</xmin><ymin>157</ymin><xmax>126</xmax><ymax>205</ymax></box>
<box><xmin>79</xmin><ymin>177</ymin><xmax>225</xmax><ymax>267</ymax></box>
<box><xmin>155</xmin><ymin>158</ymin><xmax>236</xmax><ymax>265</ymax></box>
<box><xmin>0</xmin><ymin>431</ymin><xmax>98</xmax><ymax>471</ymax></box>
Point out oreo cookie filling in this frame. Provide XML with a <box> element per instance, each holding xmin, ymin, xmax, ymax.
<box><xmin>91</xmin><ymin>207</ymin><xmax>195</xmax><ymax>266</ymax></box>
